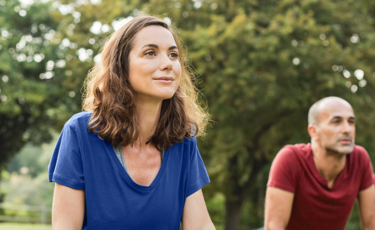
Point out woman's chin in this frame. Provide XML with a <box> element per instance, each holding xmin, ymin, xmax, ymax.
<box><xmin>135</xmin><ymin>93</ymin><xmax>175</xmax><ymax>102</ymax></box>
<box><xmin>155</xmin><ymin>90</ymin><xmax>176</xmax><ymax>100</ymax></box>
<box><xmin>160</xmin><ymin>93</ymin><xmax>175</xmax><ymax>100</ymax></box>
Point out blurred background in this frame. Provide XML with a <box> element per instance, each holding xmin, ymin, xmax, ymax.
<box><xmin>0</xmin><ymin>0</ymin><xmax>375</xmax><ymax>229</ymax></box>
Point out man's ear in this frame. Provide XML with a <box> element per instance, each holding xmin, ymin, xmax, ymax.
<box><xmin>307</xmin><ymin>124</ymin><xmax>317</xmax><ymax>139</ymax></box>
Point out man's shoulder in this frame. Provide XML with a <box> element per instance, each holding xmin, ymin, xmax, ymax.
<box><xmin>351</xmin><ymin>145</ymin><xmax>371</xmax><ymax>162</ymax></box>
<box><xmin>267</xmin><ymin>144</ymin><xmax>311</xmax><ymax>192</ymax></box>
<box><xmin>353</xmin><ymin>145</ymin><xmax>368</xmax><ymax>154</ymax></box>
<box><xmin>272</xmin><ymin>143</ymin><xmax>311</xmax><ymax>168</ymax></box>
<box><xmin>278</xmin><ymin>143</ymin><xmax>311</xmax><ymax>158</ymax></box>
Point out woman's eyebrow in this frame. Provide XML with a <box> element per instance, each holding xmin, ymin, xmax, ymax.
<box><xmin>141</xmin><ymin>44</ymin><xmax>158</xmax><ymax>49</ymax></box>
<box><xmin>140</xmin><ymin>44</ymin><xmax>178</xmax><ymax>50</ymax></box>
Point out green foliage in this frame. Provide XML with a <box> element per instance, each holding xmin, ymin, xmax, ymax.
<box><xmin>1</xmin><ymin>138</ymin><xmax>55</xmax><ymax>207</ymax></box>
<box><xmin>140</xmin><ymin>0</ymin><xmax>375</xmax><ymax>228</ymax></box>
<box><xmin>1</xmin><ymin>0</ymin><xmax>375</xmax><ymax>229</ymax></box>
<box><xmin>2</xmin><ymin>171</ymin><xmax>54</xmax><ymax>207</ymax></box>
<box><xmin>0</xmin><ymin>0</ymin><xmax>75</xmax><ymax>168</ymax></box>
<box><xmin>7</xmin><ymin>134</ymin><xmax>56</xmax><ymax>178</ymax></box>
<box><xmin>205</xmin><ymin>193</ymin><xmax>225</xmax><ymax>230</ymax></box>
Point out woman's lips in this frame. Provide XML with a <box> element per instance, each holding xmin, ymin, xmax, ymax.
<box><xmin>153</xmin><ymin>77</ymin><xmax>174</xmax><ymax>82</ymax></box>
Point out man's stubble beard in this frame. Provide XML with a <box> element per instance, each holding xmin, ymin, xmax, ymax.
<box><xmin>325</xmin><ymin>144</ymin><xmax>354</xmax><ymax>155</ymax></box>
<box><xmin>322</xmin><ymin>134</ymin><xmax>354</xmax><ymax>155</ymax></box>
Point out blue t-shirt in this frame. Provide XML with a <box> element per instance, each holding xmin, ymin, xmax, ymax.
<box><xmin>48</xmin><ymin>112</ymin><xmax>210</xmax><ymax>230</ymax></box>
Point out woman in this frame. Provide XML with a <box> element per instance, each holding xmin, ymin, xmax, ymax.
<box><xmin>49</xmin><ymin>16</ymin><xmax>214</xmax><ymax>229</ymax></box>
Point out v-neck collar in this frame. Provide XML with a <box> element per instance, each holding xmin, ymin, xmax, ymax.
<box><xmin>107</xmin><ymin>141</ymin><xmax>170</xmax><ymax>192</ymax></box>
<box><xmin>307</xmin><ymin>146</ymin><xmax>350</xmax><ymax>190</ymax></box>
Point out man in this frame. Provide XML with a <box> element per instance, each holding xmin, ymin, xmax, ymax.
<box><xmin>264</xmin><ymin>96</ymin><xmax>375</xmax><ymax>230</ymax></box>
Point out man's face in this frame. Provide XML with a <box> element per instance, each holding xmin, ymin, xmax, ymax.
<box><xmin>314</xmin><ymin>101</ymin><xmax>355</xmax><ymax>155</ymax></box>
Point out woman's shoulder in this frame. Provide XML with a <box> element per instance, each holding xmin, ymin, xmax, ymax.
<box><xmin>168</xmin><ymin>136</ymin><xmax>197</xmax><ymax>153</ymax></box>
<box><xmin>182</xmin><ymin>136</ymin><xmax>197</xmax><ymax>145</ymax></box>
<box><xmin>64</xmin><ymin>111</ymin><xmax>92</xmax><ymax>130</ymax></box>
<box><xmin>180</xmin><ymin>137</ymin><xmax>200</xmax><ymax>157</ymax></box>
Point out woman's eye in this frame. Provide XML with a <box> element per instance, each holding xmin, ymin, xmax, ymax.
<box><xmin>169</xmin><ymin>52</ymin><xmax>179</xmax><ymax>58</ymax></box>
<box><xmin>145</xmin><ymin>51</ymin><xmax>155</xmax><ymax>56</ymax></box>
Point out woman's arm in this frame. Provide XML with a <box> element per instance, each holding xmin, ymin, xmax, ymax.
<box><xmin>181</xmin><ymin>189</ymin><xmax>215</xmax><ymax>230</ymax></box>
<box><xmin>52</xmin><ymin>183</ymin><xmax>85</xmax><ymax>230</ymax></box>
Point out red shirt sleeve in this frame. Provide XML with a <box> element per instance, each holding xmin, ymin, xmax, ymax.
<box><xmin>356</xmin><ymin>146</ymin><xmax>375</xmax><ymax>191</ymax></box>
<box><xmin>267</xmin><ymin>145</ymin><xmax>301</xmax><ymax>193</ymax></box>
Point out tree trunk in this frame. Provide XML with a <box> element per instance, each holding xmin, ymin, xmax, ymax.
<box><xmin>225</xmin><ymin>198</ymin><xmax>243</xmax><ymax>230</ymax></box>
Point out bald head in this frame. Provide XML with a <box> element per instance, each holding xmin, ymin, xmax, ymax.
<box><xmin>307</xmin><ymin>96</ymin><xmax>356</xmax><ymax>155</ymax></box>
<box><xmin>308</xmin><ymin>97</ymin><xmax>353</xmax><ymax>125</ymax></box>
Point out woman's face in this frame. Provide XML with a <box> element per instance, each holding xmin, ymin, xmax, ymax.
<box><xmin>128</xmin><ymin>25</ymin><xmax>181</xmax><ymax>103</ymax></box>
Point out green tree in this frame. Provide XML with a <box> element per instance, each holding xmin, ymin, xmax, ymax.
<box><xmin>140</xmin><ymin>0</ymin><xmax>375</xmax><ymax>229</ymax></box>
<box><xmin>3</xmin><ymin>0</ymin><xmax>375</xmax><ymax>229</ymax></box>
<box><xmin>44</xmin><ymin>0</ymin><xmax>375</xmax><ymax>228</ymax></box>
<box><xmin>0</xmin><ymin>0</ymin><xmax>76</xmax><ymax>168</ymax></box>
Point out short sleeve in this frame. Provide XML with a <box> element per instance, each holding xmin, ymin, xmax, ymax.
<box><xmin>186</xmin><ymin>138</ymin><xmax>210</xmax><ymax>197</ymax></box>
<box><xmin>267</xmin><ymin>146</ymin><xmax>300</xmax><ymax>193</ymax></box>
<box><xmin>48</xmin><ymin>120</ymin><xmax>85</xmax><ymax>190</ymax></box>
<box><xmin>358</xmin><ymin>147</ymin><xmax>375</xmax><ymax>191</ymax></box>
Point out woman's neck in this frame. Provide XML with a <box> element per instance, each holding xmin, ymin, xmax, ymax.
<box><xmin>134</xmin><ymin>98</ymin><xmax>162</xmax><ymax>147</ymax></box>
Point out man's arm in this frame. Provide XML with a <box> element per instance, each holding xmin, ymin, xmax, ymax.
<box><xmin>264</xmin><ymin>187</ymin><xmax>294</xmax><ymax>230</ymax></box>
<box><xmin>52</xmin><ymin>183</ymin><xmax>85</xmax><ymax>230</ymax></box>
<box><xmin>181</xmin><ymin>189</ymin><xmax>215</xmax><ymax>230</ymax></box>
<box><xmin>358</xmin><ymin>184</ymin><xmax>375</xmax><ymax>230</ymax></box>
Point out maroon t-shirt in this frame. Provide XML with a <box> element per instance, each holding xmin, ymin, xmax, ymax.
<box><xmin>267</xmin><ymin>144</ymin><xmax>375</xmax><ymax>230</ymax></box>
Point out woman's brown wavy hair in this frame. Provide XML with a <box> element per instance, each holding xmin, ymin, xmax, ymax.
<box><xmin>83</xmin><ymin>15</ymin><xmax>209</xmax><ymax>149</ymax></box>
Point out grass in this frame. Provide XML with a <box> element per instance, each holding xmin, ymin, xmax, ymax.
<box><xmin>0</xmin><ymin>222</ymin><xmax>51</xmax><ymax>230</ymax></box>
